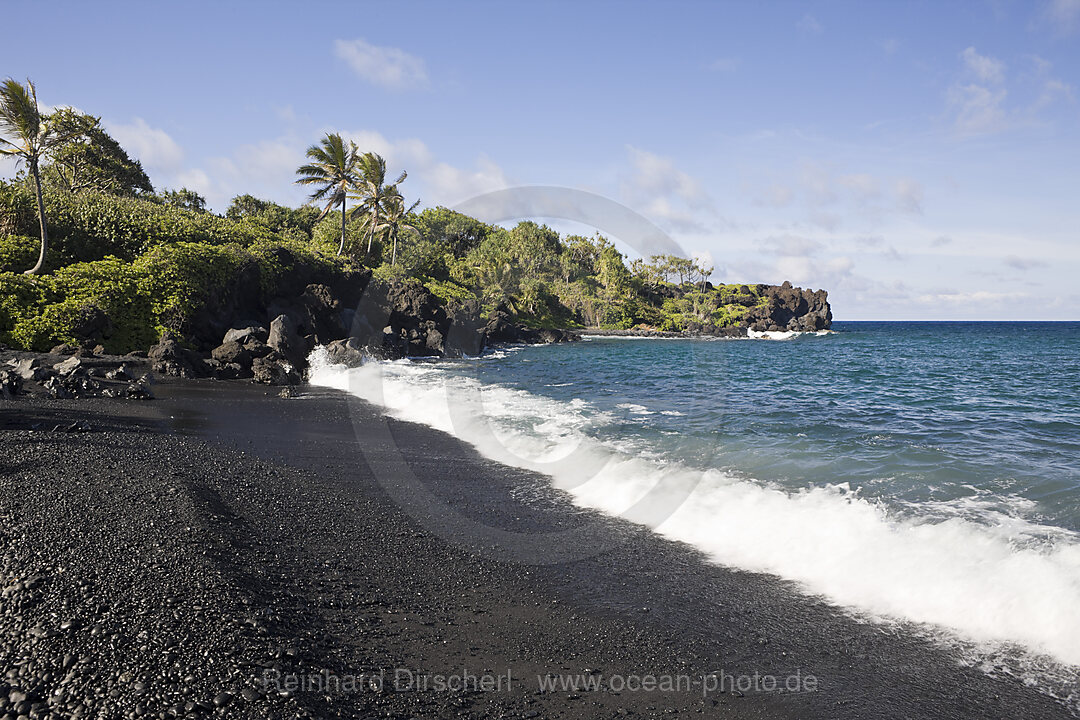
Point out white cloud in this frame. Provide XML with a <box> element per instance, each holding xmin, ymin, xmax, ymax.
<box><xmin>895</xmin><ymin>178</ymin><xmax>923</xmax><ymax>214</ymax></box>
<box><xmin>175</xmin><ymin>169</ymin><xmax>213</xmax><ymax>197</ymax></box>
<box><xmin>334</xmin><ymin>38</ymin><xmax>428</xmax><ymax>90</ymax></box>
<box><xmin>765</xmin><ymin>235</ymin><xmax>825</xmax><ymax>257</ymax></box>
<box><xmin>797</xmin><ymin>14</ymin><xmax>823</xmax><ymax>34</ymax></box>
<box><xmin>193</xmin><ymin>136</ymin><xmax>310</xmax><ymax>208</ymax></box>
<box><xmin>625</xmin><ymin>146</ymin><xmax>706</xmax><ymax>205</ymax></box>
<box><xmin>916</xmin><ymin>290</ymin><xmax>1029</xmax><ymax>304</ymax></box>
<box><xmin>106</xmin><ymin>117</ymin><xmax>184</xmax><ymax>173</ymax></box>
<box><xmin>946</xmin><ymin>46</ymin><xmax>1072</xmax><ymax>136</ymax></box>
<box><xmin>754</xmin><ymin>183</ymin><xmax>794</xmax><ymax>208</ymax></box>
<box><xmin>1003</xmin><ymin>254</ymin><xmax>1047</xmax><ymax>270</ymax></box>
<box><xmin>621</xmin><ymin>146</ymin><xmax>716</xmax><ymax>233</ymax></box>
<box><xmin>800</xmin><ymin>162</ymin><xmax>837</xmax><ymax>205</ymax></box>
<box><xmin>1034</xmin><ymin>78</ymin><xmax>1075</xmax><ymax>111</ymax></box>
<box><xmin>1045</xmin><ymin>0</ymin><xmax>1080</xmax><ymax>32</ymax></box>
<box><xmin>948</xmin><ymin>83</ymin><xmax>1008</xmax><ymax>135</ymax></box>
<box><xmin>691</xmin><ymin>249</ymin><xmax>715</xmax><ymax>273</ymax></box>
<box><xmin>961</xmin><ymin>47</ymin><xmax>1005</xmax><ymax>84</ymax></box>
<box><xmin>213</xmin><ymin>137</ymin><xmax>303</xmax><ymax>186</ymax></box>
<box><xmin>746</xmin><ymin>161</ymin><xmax>925</xmax><ymax>227</ymax></box>
<box><xmin>839</xmin><ymin>173</ymin><xmax>881</xmax><ymax>205</ymax></box>
<box><xmin>772</xmin><ymin>253</ymin><xmax>852</xmax><ymax>287</ymax></box>
<box><xmin>170</xmin><ymin>129</ymin><xmax>507</xmax><ymax>211</ymax></box>
<box><xmin>709</xmin><ymin>58</ymin><xmax>741</xmax><ymax>73</ymax></box>
<box><xmin>882</xmin><ymin>245</ymin><xmax>904</xmax><ymax>261</ymax></box>
<box><xmin>342</xmin><ymin>129</ymin><xmax>509</xmax><ymax>206</ymax></box>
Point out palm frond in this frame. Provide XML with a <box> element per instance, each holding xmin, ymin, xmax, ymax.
<box><xmin>0</xmin><ymin>78</ymin><xmax>42</xmax><ymax>158</ymax></box>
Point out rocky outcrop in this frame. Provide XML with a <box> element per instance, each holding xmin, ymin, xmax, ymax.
<box><xmin>144</xmin><ymin>275</ymin><xmax>577</xmax><ymax>383</ymax></box>
<box><xmin>323</xmin><ymin>338</ymin><xmax>367</xmax><ymax>368</ymax></box>
<box><xmin>483</xmin><ymin>309</ymin><xmax>579</xmax><ymax>346</ymax></box>
<box><xmin>1</xmin><ymin>350</ymin><xmax>156</xmax><ymax>400</ymax></box>
<box><xmin>744</xmin><ymin>282</ymin><xmax>832</xmax><ymax>333</ymax></box>
<box><xmin>148</xmin><ymin>332</ymin><xmax>211</xmax><ymax>379</ymax></box>
<box><xmin>347</xmin><ymin>279</ymin><xmax>485</xmax><ymax>360</ymax></box>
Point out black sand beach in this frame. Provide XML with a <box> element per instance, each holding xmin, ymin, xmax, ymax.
<box><xmin>1</xmin><ymin>379</ymin><xmax>1075</xmax><ymax>719</ymax></box>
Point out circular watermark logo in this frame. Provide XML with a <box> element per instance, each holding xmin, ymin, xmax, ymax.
<box><xmin>336</xmin><ymin>186</ymin><xmax>718</xmax><ymax>564</ymax></box>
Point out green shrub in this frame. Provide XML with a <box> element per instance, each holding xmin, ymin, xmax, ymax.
<box><xmin>1</xmin><ymin>258</ymin><xmax>155</xmax><ymax>352</ymax></box>
<box><xmin>712</xmin><ymin>304</ymin><xmax>748</xmax><ymax>327</ymax></box>
<box><xmin>424</xmin><ymin>278</ymin><xmax>477</xmax><ymax>306</ymax></box>
<box><xmin>371</xmin><ymin>263</ymin><xmax>408</xmax><ymax>284</ymax></box>
<box><xmin>4</xmin><ymin>189</ymin><xmax>281</xmax><ymax>268</ymax></box>
<box><xmin>132</xmin><ymin>243</ymin><xmax>253</xmax><ymax>338</ymax></box>
<box><xmin>246</xmin><ymin>236</ymin><xmax>346</xmax><ymax>297</ymax></box>
<box><xmin>0</xmin><ymin>273</ymin><xmax>47</xmax><ymax>347</ymax></box>
<box><xmin>0</xmin><ymin>181</ymin><xmax>36</xmax><ymax>237</ymax></box>
<box><xmin>0</xmin><ymin>235</ymin><xmax>39</xmax><ymax>273</ymax></box>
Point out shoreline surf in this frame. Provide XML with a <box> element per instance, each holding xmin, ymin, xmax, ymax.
<box><xmin>308</xmin><ymin>325</ymin><xmax>1080</xmax><ymax>711</ymax></box>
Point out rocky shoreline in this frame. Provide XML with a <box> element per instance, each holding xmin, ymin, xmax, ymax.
<box><xmin>2</xmin><ymin>279</ymin><xmax>830</xmax><ymax>399</ymax></box>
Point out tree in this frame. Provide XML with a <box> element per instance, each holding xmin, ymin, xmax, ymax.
<box><xmin>295</xmin><ymin>133</ymin><xmax>360</xmax><ymax>255</ymax></box>
<box><xmin>0</xmin><ymin>78</ymin><xmax>74</xmax><ymax>274</ymax></box>
<box><xmin>226</xmin><ymin>194</ymin><xmax>321</xmax><ymax>239</ymax></box>
<box><xmin>350</xmin><ymin>152</ymin><xmax>405</xmax><ymax>256</ymax></box>
<box><xmin>375</xmin><ymin>191</ymin><xmax>420</xmax><ymax>266</ymax></box>
<box><xmin>410</xmin><ymin>206</ymin><xmax>491</xmax><ymax>257</ymax></box>
<box><xmin>158</xmin><ymin>187</ymin><xmax>207</xmax><ymax>213</ymax></box>
<box><xmin>43</xmin><ymin>107</ymin><xmax>152</xmax><ymax>196</ymax></box>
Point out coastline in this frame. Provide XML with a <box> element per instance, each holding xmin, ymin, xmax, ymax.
<box><xmin>2</xmin><ymin>378</ymin><xmax>1076</xmax><ymax>718</ymax></box>
<box><xmin>573</xmin><ymin>327</ymin><xmax>745</xmax><ymax>339</ymax></box>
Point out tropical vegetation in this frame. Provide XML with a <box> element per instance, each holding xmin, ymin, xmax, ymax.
<box><xmin>1</xmin><ymin>78</ymin><xmax>772</xmax><ymax>353</ymax></box>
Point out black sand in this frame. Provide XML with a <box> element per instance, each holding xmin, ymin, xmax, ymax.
<box><xmin>1</xmin><ymin>378</ymin><xmax>1075</xmax><ymax>719</ymax></box>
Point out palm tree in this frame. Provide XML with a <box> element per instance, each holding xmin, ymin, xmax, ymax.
<box><xmin>0</xmin><ymin>78</ymin><xmax>70</xmax><ymax>274</ymax></box>
<box><xmin>295</xmin><ymin>133</ymin><xmax>360</xmax><ymax>256</ymax></box>
<box><xmin>375</xmin><ymin>191</ymin><xmax>420</xmax><ymax>266</ymax></box>
<box><xmin>349</xmin><ymin>152</ymin><xmax>406</xmax><ymax>257</ymax></box>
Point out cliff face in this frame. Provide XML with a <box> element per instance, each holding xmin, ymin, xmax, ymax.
<box><xmin>744</xmin><ymin>282</ymin><xmax>832</xmax><ymax>333</ymax></box>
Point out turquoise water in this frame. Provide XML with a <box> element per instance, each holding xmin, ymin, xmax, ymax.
<box><xmin>463</xmin><ymin>321</ymin><xmax>1080</xmax><ymax>533</ymax></box>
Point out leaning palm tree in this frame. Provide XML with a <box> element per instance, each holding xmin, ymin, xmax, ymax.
<box><xmin>349</xmin><ymin>152</ymin><xmax>406</xmax><ymax>257</ymax></box>
<box><xmin>375</xmin><ymin>191</ymin><xmax>420</xmax><ymax>266</ymax></box>
<box><xmin>294</xmin><ymin>133</ymin><xmax>360</xmax><ymax>256</ymax></box>
<box><xmin>0</xmin><ymin>78</ymin><xmax>70</xmax><ymax>274</ymax></box>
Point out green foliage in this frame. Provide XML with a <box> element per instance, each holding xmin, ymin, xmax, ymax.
<box><xmin>1</xmin><ymin>258</ymin><xmax>154</xmax><ymax>352</ymax></box>
<box><xmin>226</xmin><ymin>194</ymin><xmax>321</xmax><ymax>240</ymax></box>
<box><xmin>411</xmin><ymin>207</ymin><xmax>492</xmax><ymax>257</ymax></box>
<box><xmin>3</xmin><ymin>188</ymin><xmax>278</xmax><ymax>267</ymax></box>
<box><xmin>712</xmin><ymin>304</ymin><xmax>748</xmax><ymax>327</ymax></box>
<box><xmin>245</xmin><ymin>236</ymin><xmax>347</xmax><ymax>296</ymax></box>
<box><xmin>133</xmin><ymin>243</ymin><xmax>248</xmax><ymax>337</ymax></box>
<box><xmin>0</xmin><ymin>234</ymin><xmax>38</xmax><ymax>272</ymax></box>
<box><xmin>2</xmin><ymin>119</ymin><xmax>776</xmax><ymax>348</ymax></box>
<box><xmin>423</xmin><ymin>278</ymin><xmax>477</xmax><ymax>307</ymax></box>
<box><xmin>371</xmin><ymin>263</ymin><xmax>408</xmax><ymax>284</ymax></box>
<box><xmin>42</xmin><ymin>108</ymin><xmax>153</xmax><ymax>197</ymax></box>
<box><xmin>0</xmin><ymin>179</ymin><xmax>36</xmax><ymax>236</ymax></box>
<box><xmin>0</xmin><ymin>272</ymin><xmax>46</xmax><ymax>346</ymax></box>
<box><xmin>313</xmin><ymin>211</ymin><xmax>380</xmax><ymax>263</ymax></box>
<box><xmin>156</xmin><ymin>187</ymin><xmax>208</xmax><ymax>213</ymax></box>
<box><xmin>0</xmin><ymin>236</ymin><xmax>351</xmax><ymax>352</ymax></box>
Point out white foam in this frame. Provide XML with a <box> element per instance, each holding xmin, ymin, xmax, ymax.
<box><xmin>747</xmin><ymin>329</ymin><xmax>834</xmax><ymax>340</ymax></box>
<box><xmin>616</xmin><ymin>403</ymin><xmax>655</xmax><ymax>415</ymax></box>
<box><xmin>308</xmin><ymin>348</ymin><xmax>1080</xmax><ymax>676</ymax></box>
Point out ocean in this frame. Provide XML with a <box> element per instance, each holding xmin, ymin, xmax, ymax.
<box><xmin>308</xmin><ymin>321</ymin><xmax>1080</xmax><ymax>704</ymax></box>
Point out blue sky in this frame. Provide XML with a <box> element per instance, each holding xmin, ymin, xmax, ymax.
<box><xmin>3</xmin><ymin>0</ymin><xmax>1079</xmax><ymax>319</ymax></box>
